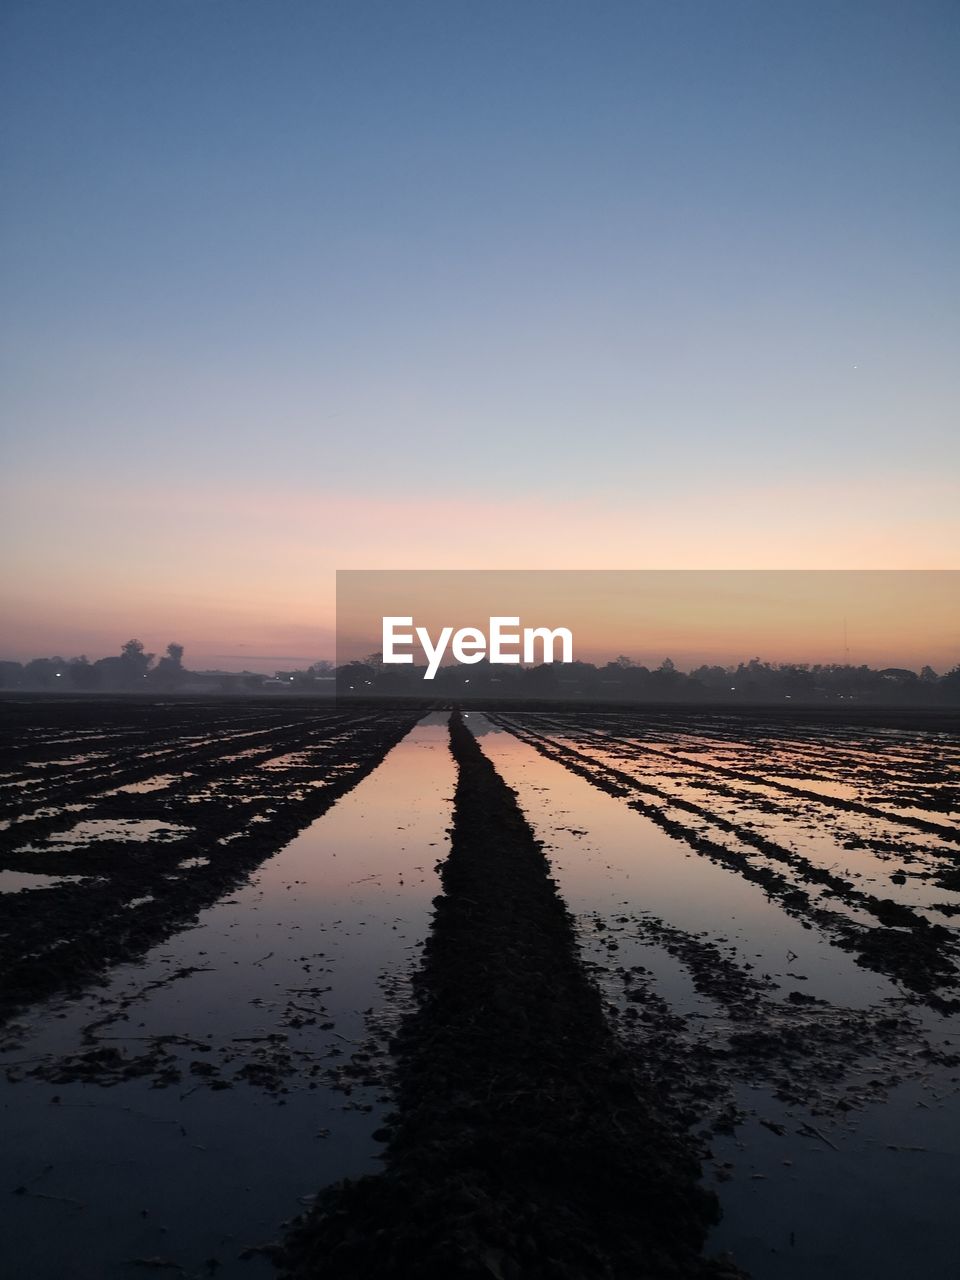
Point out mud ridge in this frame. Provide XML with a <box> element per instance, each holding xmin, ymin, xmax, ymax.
<box><xmin>278</xmin><ymin>711</ymin><xmax>741</xmax><ymax>1280</ymax></box>
<box><xmin>494</xmin><ymin>716</ymin><xmax>959</xmax><ymax>1001</ymax></box>
<box><xmin>561</xmin><ymin>721</ymin><xmax>959</xmax><ymax>843</ymax></box>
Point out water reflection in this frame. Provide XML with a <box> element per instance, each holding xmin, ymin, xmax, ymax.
<box><xmin>469</xmin><ymin>716</ymin><xmax>890</xmax><ymax>1007</ymax></box>
<box><xmin>0</xmin><ymin>869</ymin><xmax>87</xmax><ymax>893</ymax></box>
<box><xmin>0</xmin><ymin>714</ymin><xmax>454</xmax><ymax>1280</ymax></box>
<box><xmin>465</xmin><ymin>715</ymin><xmax>960</xmax><ymax>1280</ymax></box>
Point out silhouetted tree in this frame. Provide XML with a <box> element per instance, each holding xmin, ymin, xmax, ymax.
<box><xmin>0</xmin><ymin>661</ymin><xmax>23</xmax><ymax>688</ymax></box>
<box><xmin>24</xmin><ymin>658</ymin><xmax>60</xmax><ymax>688</ymax></box>
<box><xmin>149</xmin><ymin>642</ymin><xmax>187</xmax><ymax>689</ymax></box>
<box><xmin>67</xmin><ymin>656</ymin><xmax>99</xmax><ymax>689</ymax></box>
<box><xmin>120</xmin><ymin>639</ymin><xmax>153</xmax><ymax>676</ymax></box>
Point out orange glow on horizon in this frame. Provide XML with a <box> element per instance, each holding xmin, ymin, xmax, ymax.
<box><xmin>2</xmin><ymin>476</ymin><xmax>958</xmax><ymax>671</ymax></box>
<box><xmin>335</xmin><ymin>571</ymin><xmax>959</xmax><ymax>675</ymax></box>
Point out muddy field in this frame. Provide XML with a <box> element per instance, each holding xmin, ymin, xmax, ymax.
<box><xmin>0</xmin><ymin>698</ymin><xmax>424</xmax><ymax>1018</ymax></box>
<box><xmin>488</xmin><ymin>708</ymin><xmax>960</xmax><ymax>997</ymax></box>
<box><xmin>469</xmin><ymin>708</ymin><xmax>960</xmax><ymax>1277</ymax></box>
<box><xmin>1</xmin><ymin>699</ymin><xmax>959</xmax><ymax>1278</ymax></box>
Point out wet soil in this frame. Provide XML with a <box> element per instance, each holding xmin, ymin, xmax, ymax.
<box><xmin>467</xmin><ymin>713</ymin><xmax>960</xmax><ymax>1277</ymax></box>
<box><xmin>0</xmin><ymin>699</ymin><xmax>425</xmax><ymax>1022</ymax></box>
<box><xmin>491</xmin><ymin>714</ymin><xmax>960</xmax><ymax>1004</ymax></box>
<box><xmin>0</xmin><ymin>715</ymin><xmax>455</xmax><ymax>1280</ymax></box>
<box><xmin>279</xmin><ymin>712</ymin><xmax>741</xmax><ymax>1280</ymax></box>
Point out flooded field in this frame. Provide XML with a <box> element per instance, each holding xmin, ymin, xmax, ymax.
<box><xmin>468</xmin><ymin>710</ymin><xmax>960</xmax><ymax>1279</ymax></box>
<box><xmin>1</xmin><ymin>699</ymin><xmax>958</xmax><ymax>1278</ymax></box>
<box><xmin>0</xmin><ymin>699</ymin><xmax>424</xmax><ymax>1018</ymax></box>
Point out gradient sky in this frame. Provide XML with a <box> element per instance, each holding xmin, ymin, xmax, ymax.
<box><xmin>337</xmin><ymin>571</ymin><xmax>960</xmax><ymax>672</ymax></box>
<box><xmin>2</xmin><ymin>2</ymin><xmax>958</xmax><ymax>668</ymax></box>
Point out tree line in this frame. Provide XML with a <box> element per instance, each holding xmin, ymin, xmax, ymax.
<box><xmin>2</xmin><ymin>643</ymin><xmax>958</xmax><ymax>705</ymax></box>
<box><xmin>338</xmin><ymin>653</ymin><xmax>960</xmax><ymax>705</ymax></box>
<box><xmin>0</xmin><ymin>640</ymin><xmax>186</xmax><ymax>691</ymax></box>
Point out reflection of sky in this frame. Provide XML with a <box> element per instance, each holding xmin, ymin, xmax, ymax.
<box><xmin>2</xmin><ymin>3</ymin><xmax>957</xmax><ymax>663</ymax></box>
<box><xmin>467</xmin><ymin>721</ymin><xmax>960</xmax><ymax>1280</ymax></box>
<box><xmin>470</xmin><ymin>717</ymin><xmax>893</xmax><ymax>1008</ymax></box>
<box><xmin>0</xmin><ymin>717</ymin><xmax>457</xmax><ymax>1278</ymax></box>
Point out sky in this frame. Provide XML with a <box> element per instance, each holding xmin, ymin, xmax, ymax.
<box><xmin>337</xmin><ymin>571</ymin><xmax>959</xmax><ymax>672</ymax></box>
<box><xmin>1</xmin><ymin>1</ymin><xmax>958</xmax><ymax>669</ymax></box>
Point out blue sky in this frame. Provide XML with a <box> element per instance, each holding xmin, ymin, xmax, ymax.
<box><xmin>2</xmin><ymin>1</ymin><xmax>957</xmax><ymax>662</ymax></box>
